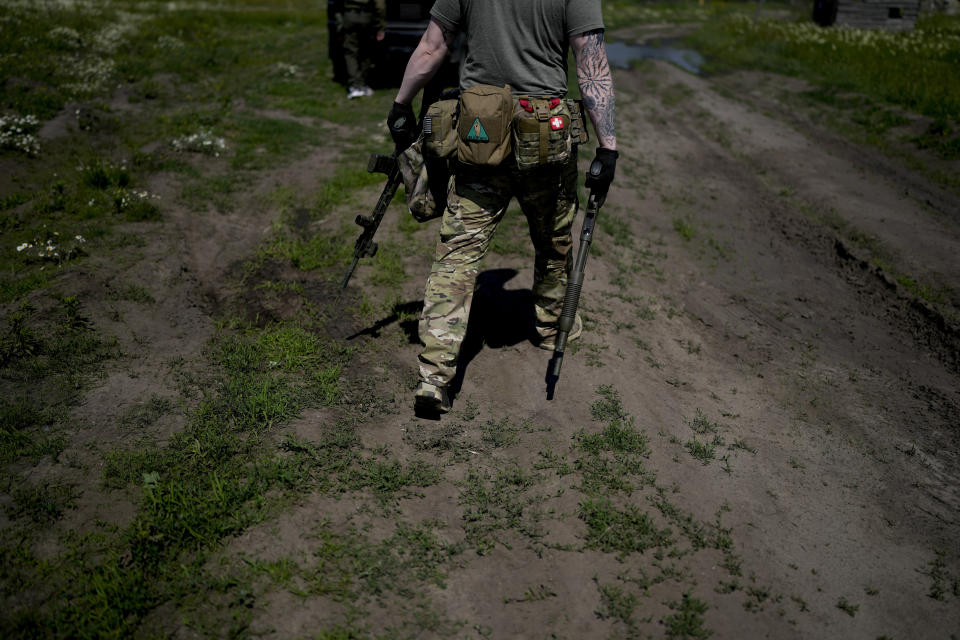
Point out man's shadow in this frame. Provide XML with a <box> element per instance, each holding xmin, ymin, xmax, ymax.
<box><xmin>346</xmin><ymin>300</ymin><xmax>422</xmax><ymax>343</ymax></box>
<box><xmin>449</xmin><ymin>268</ymin><xmax>534</xmax><ymax>396</ymax></box>
<box><xmin>346</xmin><ymin>268</ymin><xmax>534</xmax><ymax>398</ymax></box>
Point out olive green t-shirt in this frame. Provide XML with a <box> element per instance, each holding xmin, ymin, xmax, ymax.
<box><xmin>429</xmin><ymin>0</ymin><xmax>604</xmax><ymax>97</ymax></box>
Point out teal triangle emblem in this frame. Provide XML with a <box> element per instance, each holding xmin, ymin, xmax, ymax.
<box><xmin>466</xmin><ymin>117</ymin><xmax>490</xmax><ymax>142</ymax></box>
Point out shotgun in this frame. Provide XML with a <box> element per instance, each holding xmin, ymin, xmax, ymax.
<box><xmin>546</xmin><ymin>182</ymin><xmax>604</xmax><ymax>399</ymax></box>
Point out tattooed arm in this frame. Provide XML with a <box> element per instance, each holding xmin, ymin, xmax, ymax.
<box><xmin>395</xmin><ymin>18</ymin><xmax>457</xmax><ymax>104</ymax></box>
<box><xmin>570</xmin><ymin>29</ymin><xmax>617</xmax><ymax>150</ymax></box>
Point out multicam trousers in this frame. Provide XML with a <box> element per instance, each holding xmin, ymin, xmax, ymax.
<box><xmin>418</xmin><ymin>152</ymin><xmax>580</xmax><ymax>387</ymax></box>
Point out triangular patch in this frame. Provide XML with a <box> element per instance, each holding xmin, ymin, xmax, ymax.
<box><xmin>466</xmin><ymin>117</ymin><xmax>490</xmax><ymax>142</ymax></box>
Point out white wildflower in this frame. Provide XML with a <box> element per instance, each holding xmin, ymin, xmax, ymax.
<box><xmin>0</xmin><ymin>113</ymin><xmax>41</xmax><ymax>155</ymax></box>
<box><xmin>16</xmin><ymin>230</ymin><xmax>88</xmax><ymax>264</ymax></box>
<box><xmin>62</xmin><ymin>57</ymin><xmax>116</xmax><ymax>95</ymax></box>
<box><xmin>272</xmin><ymin>62</ymin><xmax>300</xmax><ymax>77</ymax></box>
<box><xmin>47</xmin><ymin>26</ymin><xmax>82</xmax><ymax>49</ymax></box>
<box><xmin>156</xmin><ymin>34</ymin><xmax>184</xmax><ymax>51</ymax></box>
<box><xmin>171</xmin><ymin>129</ymin><xmax>227</xmax><ymax>155</ymax></box>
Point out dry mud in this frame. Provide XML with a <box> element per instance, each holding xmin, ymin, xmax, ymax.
<box><xmin>43</xmin><ymin>54</ymin><xmax>960</xmax><ymax>638</ymax></box>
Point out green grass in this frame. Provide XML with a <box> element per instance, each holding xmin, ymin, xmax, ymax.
<box><xmin>685</xmin><ymin>435</ymin><xmax>719</xmax><ymax>464</ymax></box>
<box><xmin>1</xmin><ymin>313</ymin><xmax>441</xmax><ymax>635</ymax></box>
<box><xmin>688</xmin><ymin>10</ymin><xmax>960</xmax><ymax>122</ymax></box>
<box><xmin>504</xmin><ymin>583</ymin><xmax>558</xmax><ymax>603</ymax></box>
<box><xmin>678</xmin><ymin>409</ymin><xmax>755</xmax><ymax>470</ymax></box>
<box><xmin>603</xmin><ymin>0</ymin><xmax>718</xmax><ymax>31</ymax></box>
<box><xmin>0</xmin><ymin>156</ymin><xmax>160</xmax><ymax>303</ymax></box>
<box><xmin>663</xmin><ymin>592</ymin><xmax>713</xmax><ymax>639</ymax></box>
<box><xmin>230</xmin><ymin>115</ymin><xmax>319</xmax><ymax>170</ymax></box>
<box><xmin>574</xmin><ymin>386</ymin><xmax>655</xmax><ymax>494</ymax></box>
<box><xmin>580</xmin><ymin>496</ymin><xmax>673</xmax><ymax>554</ymax></box>
<box><xmin>673</xmin><ymin>217</ymin><xmax>696</xmax><ymax>241</ymax></box>
<box><xmin>819</xmin><ymin>208</ymin><xmax>955</xmax><ymax>314</ymax></box>
<box><xmin>597</xmin><ymin>581</ymin><xmax>642</xmax><ymax>628</ymax></box>
<box><xmin>479</xmin><ymin>416</ymin><xmax>541</xmax><ymax>449</ymax></box>
<box><xmin>598</xmin><ymin>213</ymin><xmax>635</xmax><ymax>247</ymax></box>
<box><xmin>4</xmin><ymin>480</ymin><xmax>79</xmax><ymax>524</ymax></box>
<box><xmin>459</xmin><ymin>465</ymin><xmax>550</xmax><ymax>554</ymax></box>
<box><xmin>0</xmin><ymin>0</ymin><xmax>397</xmax><ymax>305</ymax></box>
<box><xmin>912</xmin><ymin>118</ymin><xmax>960</xmax><ymax>160</ymax></box>
<box><xmin>0</xmin><ymin>2</ymin><xmax>840</xmax><ymax>635</ymax></box>
<box><xmin>107</xmin><ymin>284</ymin><xmax>155</xmax><ymax>304</ymax></box>
<box><xmin>836</xmin><ymin>596</ymin><xmax>859</xmax><ymax>617</ymax></box>
<box><xmin>119</xmin><ymin>395</ymin><xmax>176</xmax><ymax>430</ymax></box>
<box><xmin>299</xmin><ymin>520</ymin><xmax>462</xmax><ymax>623</ymax></box>
<box><xmin>0</xmin><ymin>299</ymin><xmax>119</xmax><ymax>463</ymax></box>
<box><xmin>924</xmin><ymin>548</ymin><xmax>960</xmax><ymax>601</ymax></box>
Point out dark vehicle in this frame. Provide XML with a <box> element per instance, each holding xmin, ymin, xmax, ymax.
<box><xmin>328</xmin><ymin>0</ymin><xmax>461</xmax><ymax>88</ymax></box>
<box><xmin>812</xmin><ymin>0</ymin><xmax>839</xmax><ymax>25</ymax></box>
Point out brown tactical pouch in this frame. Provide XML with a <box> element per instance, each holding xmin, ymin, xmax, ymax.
<box><xmin>456</xmin><ymin>84</ymin><xmax>513</xmax><ymax>166</ymax></box>
<box><xmin>512</xmin><ymin>96</ymin><xmax>573</xmax><ymax>170</ymax></box>
<box><xmin>422</xmin><ymin>99</ymin><xmax>458</xmax><ymax>159</ymax></box>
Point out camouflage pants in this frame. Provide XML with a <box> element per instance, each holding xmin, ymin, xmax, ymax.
<box><xmin>418</xmin><ymin>153</ymin><xmax>579</xmax><ymax>387</ymax></box>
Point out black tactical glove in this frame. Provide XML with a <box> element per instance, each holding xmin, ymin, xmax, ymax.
<box><xmin>387</xmin><ymin>101</ymin><xmax>417</xmax><ymax>151</ymax></box>
<box><xmin>585</xmin><ymin>147</ymin><xmax>619</xmax><ymax>206</ymax></box>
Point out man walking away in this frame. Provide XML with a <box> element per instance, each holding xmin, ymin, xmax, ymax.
<box><xmin>387</xmin><ymin>0</ymin><xmax>618</xmax><ymax>415</ymax></box>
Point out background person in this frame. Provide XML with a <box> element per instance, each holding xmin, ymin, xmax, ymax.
<box><xmin>341</xmin><ymin>0</ymin><xmax>386</xmax><ymax>98</ymax></box>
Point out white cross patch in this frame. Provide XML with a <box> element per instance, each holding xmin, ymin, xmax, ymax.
<box><xmin>550</xmin><ymin>116</ymin><xmax>564</xmax><ymax>130</ymax></box>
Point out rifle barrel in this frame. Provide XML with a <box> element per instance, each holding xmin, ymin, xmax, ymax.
<box><xmin>340</xmin><ymin>255</ymin><xmax>361</xmax><ymax>289</ymax></box>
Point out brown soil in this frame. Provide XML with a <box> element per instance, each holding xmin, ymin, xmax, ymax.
<box><xmin>27</xmin><ymin>54</ymin><xmax>960</xmax><ymax>637</ymax></box>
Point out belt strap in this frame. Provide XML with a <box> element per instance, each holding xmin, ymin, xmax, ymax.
<box><xmin>534</xmin><ymin>100</ymin><xmax>550</xmax><ymax>165</ymax></box>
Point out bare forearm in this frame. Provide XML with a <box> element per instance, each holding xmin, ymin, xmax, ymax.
<box><xmin>572</xmin><ymin>30</ymin><xmax>616</xmax><ymax>150</ymax></box>
<box><xmin>395</xmin><ymin>19</ymin><xmax>454</xmax><ymax>104</ymax></box>
<box><xmin>396</xmin><ymin>47</ymin><xmax>446</xmax><ymax>103</ymax></box>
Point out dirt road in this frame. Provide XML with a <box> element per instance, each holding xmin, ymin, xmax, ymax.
<box><xmin>194</xmin><ymin>54</ymin><xmax>960</xmax><ymax>636</ymax></box>
<box><xmin>294</xmin><ymin>59</ymin><xmax>960</xmax><ymax>637</ymax></box>
<box><xmin>14</xmin><ymin>30</ymin><xmax>959</xmax><ymax>640</ymax></box>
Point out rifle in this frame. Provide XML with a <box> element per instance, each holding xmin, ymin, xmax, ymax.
<box><xmin>339</xmin><ymin>148</ymin><xmax>403</xmax><ymax>288</ymax></box>
<box><xmin>339</xmin><ymin>83</ymin><xmax>453</xmax><ymax>289</ymax></box>
<box><xmin>546</xmin><ymin>182</ymin><xmax>604</xmax><ymax>399</ymax></box>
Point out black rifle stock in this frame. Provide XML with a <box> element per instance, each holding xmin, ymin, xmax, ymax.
<box><xmin>546</xmin><ymin>191</ymin><xmax>601</xmax><ymax>399</ymax></box>
<box><xmin>339</xmin><ymin>148</ymin><xmax>403</xmax><ymax>289</ymax></box>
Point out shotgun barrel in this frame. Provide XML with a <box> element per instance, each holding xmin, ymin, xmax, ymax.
<box><xmin>547</xmin><ymin>191</ymin><xmax>602</xmax><ymax>397</ymax></box>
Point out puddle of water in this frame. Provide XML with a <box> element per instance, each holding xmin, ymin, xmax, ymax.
<box><xmin>606</xmin><ymin>40</ymin><xmax>705</xmax><ymax>75</ymax></box>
